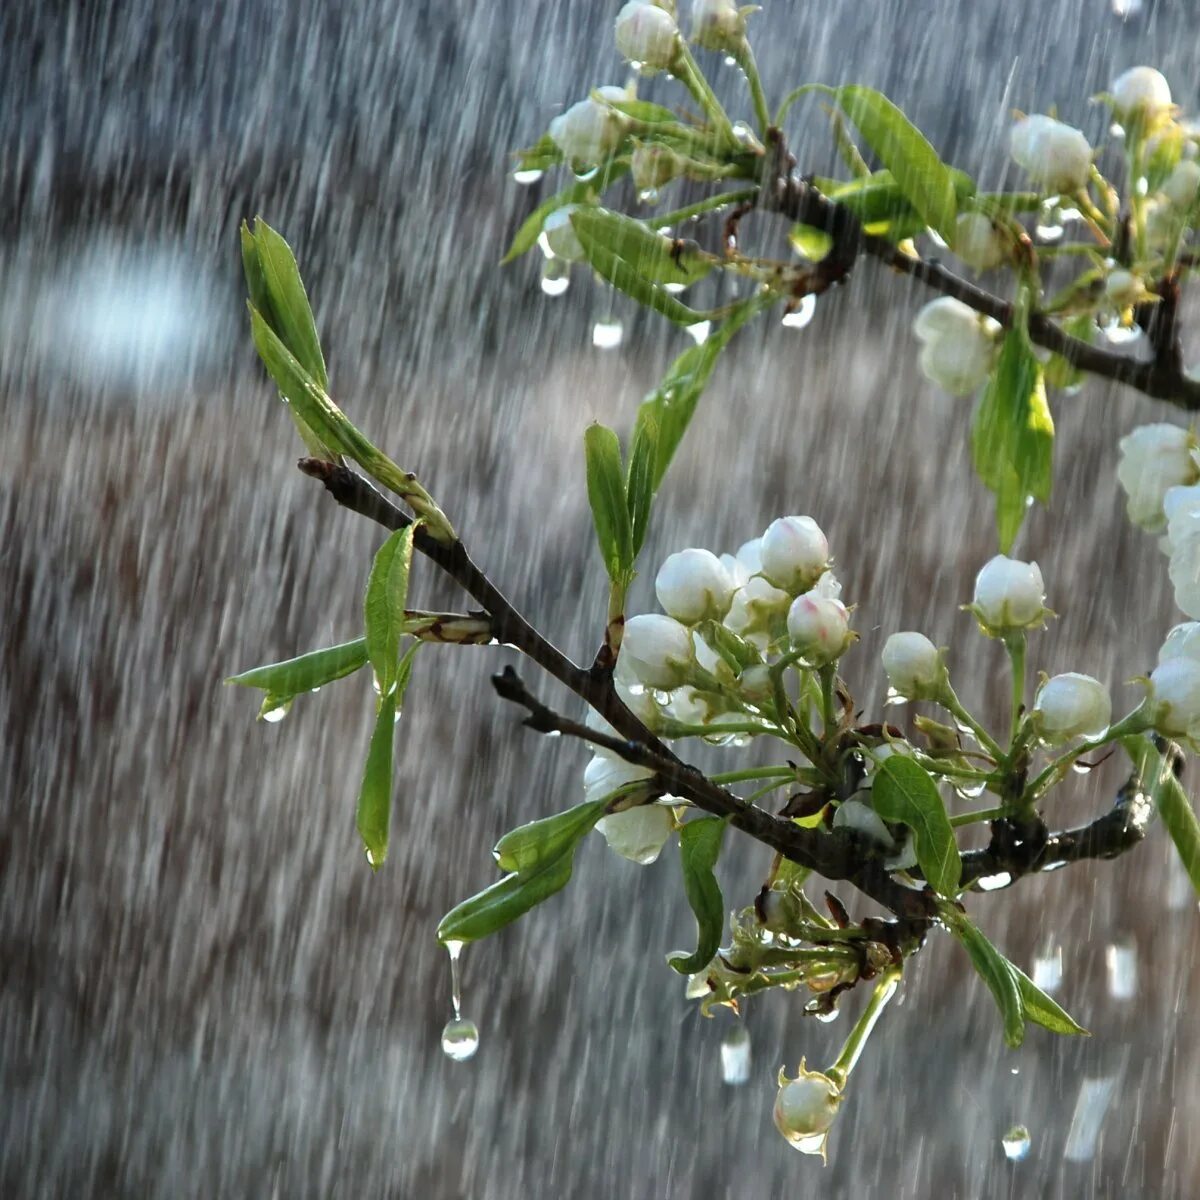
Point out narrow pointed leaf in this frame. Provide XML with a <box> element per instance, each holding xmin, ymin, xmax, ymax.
<box><xmin>227</xmin><ymin>638</ymin><xmax>368</xmax><ymax>698</ymax></box>
<box><xmin>625</xmin><ymin>409</ymin><xmax>659</xmax><ymax>558</ymax></box>
<box><xmin>494</xmin><ymin>800</ymin><xmax>607</xmax><ymax>876</ymax></box>
<box><xmin>584</xmin><ymin>423</ymin><xmax>634</xmax><ymax>583</ymax></box>
<box><xmin>825</xmin><ymin>85</ymin><xmax>960</xmax><ymax>239</ymax></box>
<box><xmin>501</xmin><ymin>163</ymin><xmax>629</xmax><ymax>264</ymax></box>
<box><xmin>950</xmin><ymin>914</ymin><xmax>1025</xmax><ymax>1048</ymax></box>
<box><xmin>364</xmin><ymin>526</ymin><xmax>416</xmax><ymax>697</ymax></box>
<box><xmin>668</xmin><ymin>817</ymin><xmax>728</xmax><ymax>975</ymax></box>
<box><xmin>250</xmin><ymin>218</ymin><xmax>328</xmax><ymax>391</ymax></box>
<box><xmin>1126</xmin><ymin>735</ymin><xmax>1200</xmax><ymax>898</ymax></box>
<box><xmin>357</xmin><ymin>691</ymin><xmax>396</xmax><ymax>870</ymax></box>
<box><xmin>569</xmin><ymin>207</ymin><xmax>715</xmax><ymax>287</ymax></box>
<box><xmin>871</xmin><ymin>756</ymin><xmax>961</xmax><ymax>895</ymax></box>
<box><xmin>240</xmin><ymin>222</ymin><xmax>274</xmax><ymax>326</ymax></box>
<box><xmin>1012</xmin><ymin>965</ymin><xmax>1089</xmax><ymax>1037</ymax></box>
<box><xmin>972</xmin><ymin>330</ymin><xmax>1055</xmax><ymax>552</ymax></box>
<box><xmin>437</xmin><ymin>852</ymin><xmax>576</xmax><ymax>944</ymax></box>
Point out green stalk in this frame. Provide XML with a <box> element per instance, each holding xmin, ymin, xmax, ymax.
<box><xmin>949</xmin><ymin>805</ymin><xmax>1010</xmax><ymax>828</ymax></box>
<box><xmin>827</xmin><ymin>966</ymin><xmax>902</xmax><ymax>1089</ymax></box>
<box><xmin>646</xmin><ymin>187</ymin><xmax>759</xmax><ymax>230</ymax></box>
<box><xmin>1003</xmin><ymin>633</ymin><xmax>1026</xmax><ymax>747</ymax></box>
<box><xmin>940</xmin><ymin>686</ymin><xmax>1005</xmax><ymax>762</ymax></box>
<box><xmin>711</xmin><ymin>765</ymin><xmax>801</xmax><ymax>785</ymax></box>
<box><xmin>671</xmin><ymin>44</ymin><xmax>737</xmax><ymax>148</ymax></box>
<box><xmin>729</xmin><ymin>37</ymin><xmax>770</xmax><ymax>136</ymax></box>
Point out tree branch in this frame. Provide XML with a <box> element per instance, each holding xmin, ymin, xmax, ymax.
<box><xmin>758</xmin><ymin>132</ymin><xmax>1200</xmax><ymax>410</ymax></box>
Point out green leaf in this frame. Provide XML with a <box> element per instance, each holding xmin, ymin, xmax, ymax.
<box><xmin>1011</xmin><ymin>965</ymin><xmax>1089</xmax><ymax>1037</ymax></box>
<box><xmin>818</xmin><ymin>86</ymin><xmax>959</xmax><ymax>239</ymax></box>
<box><xmin>971</xmin><ymin>330</ymin><xmax>1055</xmax><ymax>553</ymax></box>
<box><xmin>363</xmin><ymin>526</ymin><xmax>416</xmax><ymax>696</ymax></box>
<box><xmin>950</xmin><ymin>914</ymin><xmax>1025</xmax><ymax>1048</ymax></box>
<box><xmin>871</xmin><ymin>757</ymin><xmax>961</xmax><ymax>895</ymax></box>
<box><xmin>501</xmin><ymin>163</ymin><xmax>630</xmax><ymax>264</ymax></box>
<box><xmin>514</xmin><ymin>132</ymin><xmax>564</xmax><ymax>172</ymax></box>
<box><xmin>226</xmin><ymin>638</ymin><xmax>369</xmax><ymax>699</ymax></box>
<box><xmin>1044</xmin><ymin>314</ymin><xmax>1096</xmax><ymax>392</ymax></box>
<box><xmin>248</xmin><ymin>218</ymin><xmax>328</xmax><ymax>392</ymax></box>
<box><xmin>669</xmin><ymin>817</ymin><xmax>728</xmax><ymax>975</ymax></box>
<box><xmin>584</xmin><ymin>423</ymin><xmax>635</xmax><ymax>583</ymax></box>
<box><xmin>570</xmin><ymin>207</ymin><xmax>714</xmax><ymax>286</ymax></box>
<box><xmin>625</xmin><ymin>409</ymin><xmax>659</xmax><ymax>558</ymax></box>
<box><xmin>788</xmin><ymin>224</ymin><xmax>833</xmax><ymax>262</ymax></box>
<box><xmin>493</xmin><ymin>800</ymin><xmax>607</xmax><ymax>876</ymax></box>
<box><xmin>437</xmin><ymin>852</ymin><xmax>576</xmax><ymax>944</ymax></box>
<box><xmin>357</xmin><ymin>691</ymin><xmax>397</xmax><ymax>870</ymax></box>
<box><xmin>607</xmin><ymin>99</ymin><xmax>685</xmax><ymax>125</ymax></box>
<box><xmin>1126</xmin><ymin>735</ymin><xmax>1200</xmax><ymax>898</ymax></box>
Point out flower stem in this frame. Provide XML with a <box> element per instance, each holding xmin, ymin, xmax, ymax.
<box><xmin>730</xmin><ymin>38</ymin><xmax>771</xmax><ymax>136</ymax></box>
<box><xmin>949</xmin><ymin>804</ymin><xmax>1010</xmax><ymax>828</ymax></box>
<box><xmin>646</xmin><ymin>187</ymin><xmax>760</xmax><ymax>230</ymax></box>
<box><xmin>940</xmin><ymin>687</ymin><xmax>1005</xmax><ymax>761</ymax></box>
<box><xmin>672</xmin><ymin>44</ymin><xmax>738</xmax><ymax>148</ymax></box>
<box><xmin>1004</xmin><ymin>633</ymin><xmax>1026</xmax><ymax>747</ymax></box>
<box><xmin>827</xmin><ymin>965</ymin><xmax>902</xmax><ymax>1089</ymax></box>
<box><xmin>711</xmin><ymin>765</ymin><xmax>801</xmax><ymax>784</ymax></box>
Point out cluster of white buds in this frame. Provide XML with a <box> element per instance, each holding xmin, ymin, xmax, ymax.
<box><xmin>1116</xmin><ymin>423</ymin><xmax>1199</xmax><ymax>535</ymax></box>
<box><xmin>1009</xmin><ymin>114</ymin><xmax>1093</xmax><ymax>194</ymax></box>
<box><xmin>912</xmin><ymin>297</ymin><xmax>1002</xmax><ymax>395</ymax></box>
<box><xmin>548</xmin><ymin>85</ymin><xmax>631</xmax><ymax>166</ymax></box>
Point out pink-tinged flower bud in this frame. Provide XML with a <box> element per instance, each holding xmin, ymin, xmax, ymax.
<box><xmin>655</xmin><ymin>547</ymin><xmax>736</xmax><ymax>623</ymax></box>
<box><xmin>621</xmin><ymin>613</ymin><xmax>695</xmax><ymax>688</ymax></box>
<box><xmin>1032</xmin><ymin>673</ymin><xmax>1112</xmax><ymax>744</ymax></box>
<box><xmin>787</xmin><ymin>595</ymin><xmax>853</xmax><ymax>665</ymax></box>
<box><xmin>760</xmin><ymin>515</ymin><xmax>830</xmax><ymax>594</ymax></box>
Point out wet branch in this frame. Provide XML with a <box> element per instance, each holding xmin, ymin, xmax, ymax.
<box><xmin>757</xmin><ymin>131</ymin><xmax>1200</xmax><ymax>410</ymax></box>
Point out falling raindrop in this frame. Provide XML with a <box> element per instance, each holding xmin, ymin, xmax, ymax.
<box><xmin>540</xmin><ymin>260</ymin><xmax>571</xmax><ymax>297</ymax></box>
<box><xmin>512</xmin><ymin>168</ymin><xmax>545</xmax><ymax>186</ymax></box>
<box><xmin>1112</xmin><ymin>0</ymin><xmax>1143</xmax><ymax>16</ymax></box>
<box><xmin>976</xmin><ymin>872</ymin><xmax>1013</xmax><ymax>892</ymax></box>
<box><xmin>592</xmin><ymin>319</ymin><xmax>624</xmax><ymax>349</ymax></box>
<box><xmin>781</xmin><ymin>295</ymin><xmax>817</xmax><ymax>330</ymax></box>
<box><xmin>1105</xmin><ymin>942</ymin><xmax>1137</xmax><ymax>1000</ymax></box>
<box><xmin>637</xmin><ymin>187</ymin><xmax>660</xmax><ymax>206</ymax></box>
<box><xmin>1031</xmin><ymin>945</ymin><xmax>1063</xmax><ymax>993</ymax></box>
<box><xmin>686</xmin><ymin>320</ymin><xmax>711</xmax><ymax>345</ymax></box>
<box><xmin>1035</xmin><ymin>202</ymin><xmax>1064</xmax><ymax>242</ymax></box>
<box><xmin>1002</xmin><ymin>1125</ymin><xmax>1031</xmax><ymax>1162</ymax></box>
<box><xmin>441</xmin><ymin>1017</ymin><xmax>480</xmax><ymax>1062</ymax></box>
<box><xmin>720</xmin><ymin>1023</ymin><xmax>751</xmax><ymax>1085</ymax></box>
<box><xmin>261</xmin><ymin>701</ymin><xmax>290</xmax><ymax>724</ymax></box>
<box><xmin>1064</xmin><ymin>1076</ymin><xmax>1118</xmax><ymax>1162</ymax></box>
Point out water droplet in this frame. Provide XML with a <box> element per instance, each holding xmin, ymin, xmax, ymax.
<box><xmin>954</xmin><ymin>780</ymin><xmax>987</xmax><ymax>800</ymax></box>
<box><xmin>1063</xmin><ymin>1076</ymin><xmax>1118</xmax><ymax>1162</ymax></box>
<box><xmin>592</xmin><ymin>319</ymin><xmax>624</xmax><ymax>349</ymax></box>
<box><xmin>814</xmin><ymin>1007</ymin><xmax>840</xmax><ymax>1024</ymax></box>
<box><xmin>720</xmin><ymin>1023</ymin><xmax>751</xmax><ymax>1085</ymax></box>
<box><xmin>884</xmin><ymin>686</ymin><xmax>908</xmax><ymax>708</ymax></box>
<box><xmin>1011</xmin><ymin>1067</ymin><xmax>1020</xmax><ymax>1075</ymax></box>
<box><xmin>540</xmin><ymin>260</ymin><xmax>571</xmax><ymax>297</ymax></box>
<box><xmin>512</xmin><ymin>168</ymin><xmax>544</xmax><ymax>186</ymax></box>
<box><xmin>447</xmin><ymin>939</ymin><xmax>465</xmax><ymax>1016</ymax></box>
<box><xmin>637</xmin><ymin>187</ymin><xmax>660</xmax><ymax>206</ymax></box>
<box><xmin>1109</xmin><ymin>121</ymin><xmax>1126</xmax><ymax>140</ymax></box>
<box><xmin>723</xmin><ymin>54</ymin><xmax>737</xmax><ymax>66</ymax></box>
<box><xmin>1035</xmin><ymin>202</ymin><xmax>1064</xmax><ymax>242</ymax></box>
<box><xmin>573</xmin><ymin>165</ymin><xmax>599</xmax><ymax>182</ymax></box>
<box><xmin>536</xmin><ymin>231</ymin><xmax>554</xmax><ymax>259</ymax></box>
<box><xmin>1100</xmin><ymin>318</ymin><xmax>1143</xmax><ymax>346</ymax></box>
<box><xmin>261</xmin><ymin>701</ymin><xmax>290</xmax><ymax>724</ymax></box>
<box><xmin>781</xmin><ymin>295</ymin><xmax>817</xmax><ymax>330</ymax></box>
<box><xmin>731</xmin><ymin>122</ymin><xmax>761</xmax><ymax>151</ymax></box>
<box><xmin>1002</xmin><ymin>1125</ymin><xmax>1031</xmax><ymax>1161</ymax></box>
<box><xmin>686</xmin><ymin>320</ymin><xmax>711</xmax><ymax>345</ymax></box>
<box><xmin>976</xmin><ymin>871</ymin><xmax>1013</xmax><ymax>892</ymax></box>
<box><xmin>662</xmin><ymin>281</ymin><xmax>687</xmax><ymax>294</ymax></box>
<box><xmin>441</xmin><ymin>1017</ymin><xmax>480</xmax><ymax>1062</ymax></box>
<box><xmin>1105</xmin><ymin>942</ymin><xmax>1137</xmax><ymax>1000</ymax></box>
<box><xmin>926</xmin><ymin>227</ymin><xmax>949</xmax><ymax>251</ymax></box>
<box><xmin>1031</xmin><ymin>946</ymin><xmax>1063</xmax><ymax>993</ymax></box>
<box><xmin>1111</xmin><ymin>0</ymin><xmax>1142</xmax><ymax>16</ymax></box>
<box><xmin>1070</xmin><ymin>759</ymin><xmax>1093</xmax><ymax>775</ymax></box>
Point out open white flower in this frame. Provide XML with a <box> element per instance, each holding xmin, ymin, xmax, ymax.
<box><xmin>1032</xmin><ymin>673</ymin><xmax>1112</xmax><ymax>744</ymax></box>
<box><xmin>912</xmin><ymin>297</ymin><xmax>1000</xmax><ymax>395</ymax></box>
<box><xmin>1159</xmin><ymin>622</ymin><xmax>1200</xmax><ymax>664</ymax></box>
<box><xmin>972</xmin><ymin>555</ymin><xmax>1047</xmax><ymax>633</ymax></box>
<box><xmin>615</xmin><ymin>2</ymin><xmax>679</xmax><ymax>70</ymax></box>
<box><xmin>1010</xmin><ymin>115</ymin><xmax>1092</xmax><ymax>194</ymax></box>
<box><xmin>1117</xmin><ymin>424</ymin><xmax>1198</xmax><ymax>534</ymax></box>
<box><xmin>655</xmin><ymin>547</ymin><xmax>736</xmax><ymax>623</ymax></box>
<box><xmin>549</xmin><ymin>86</ymin><xmax>629</xmax><ymax>165</ymax></box>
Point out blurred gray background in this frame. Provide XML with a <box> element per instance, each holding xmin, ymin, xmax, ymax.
<box><xmin>2</xmin><ymin>0</ymin><xmax>1198</xmax><ymax>1196</ymax></box>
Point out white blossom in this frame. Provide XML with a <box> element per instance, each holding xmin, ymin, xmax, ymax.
<box><xmin>549</xmin><ymin>86</ymin><xmax>629</xmax><ymax>165</ymax></box>
<box><xmin>542</xmin><ymin>206</ymin><xmax>585</xmax><ymax>261</ymax></box>
<box><xmin>621</xmin><ymin>613</ymin><xmax>696</xmax><ymax>688</ymax></box>
<box><xmin>1149</xmin><ymin>657</ymin><xmax>1200</xmax><ymax>741</ymax></box>
<box><xmin>832</xmin><ymin>799</ymin><xmax>894</xmax><ymax>847</ymax></box>
<box><xmin>912</xmin><ymin>297</ymin><xmax>1000</xmax><ymax>395</ymax></box>
<box><xmin>583</xmin><ymin>754</ymin><xmax>654</xmax><ymax>804</ymax></box>
<box><xmin>972</xmin><ymin>555</ymin><xmax>1047</xmax><ymax>633</ymax></box>
<box><xmin>655</xmin><ymin>547</ymin><xmax>736</xmax><ymax>622</ymax></box>
<box><xmin>1117</xmin><ymin>424</ymin><xmax>1198</xmax><ymax>534</ymax></box>
<box><xmin>615</xmin><ymin>2</ymin><xmax>679</xmax><ymax>70</ymax></box>
<box><xmin>952</xmin><ymin>212</ymin><xmax>1007</xmax><ymax>270</ymax></box>
<box><xmin>1110</xmin><ymin>67</ymin><xmax>1172</xmax><ymax>120</ymax></box>
<box><xmin>724</xmin><ymin>574</ymin><xmax>790</xmax><ymax>637</ymax></box>
<box><xmin>881</xmin><ymin>632</ymin><xmax>944</xmax><ymax>699</ymax></box>
<box><xmin>1159</xmin><ymin>622</ymin><xmax>1200</xmax><ymax>664</ymax></box>
<box><xmin>759</xmin><ymin>515</ymin><xmax>830</xmax><ymax>594</ymax></box>
<box><xmin>595</xmin><ymin>803</ymin><xmax>675</xmax><ymax>864</ymax></box>
<box><xmin>1163</xmin><ymin>160</ymin><xmax>1200</xmax><ymax>210</ymax></box>
<box><xmin>1032</xmin><ymin>673</ymin><xmax>1112</xmax><ymax>743</ymax></box>
<box><xmin>1010</xmin><ymin>115</ymin><xmax>1092</xmax><ymax>194</ymax></box>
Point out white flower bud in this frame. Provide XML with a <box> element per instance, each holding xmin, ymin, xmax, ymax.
<box><xmin>724</xmin><ymin>574</ymin><xmax>791</xmax><ymax>637</ymax></box>
<box><xmin>1032</xmin><ymin>673</ymin><xmax>1112</xmax><ymax>743</ymax></box>
<box><xmin>760</xmin><ymin>515</ymin><xmax>830</xmax><ymax>594</ymax></box>
<box><xmin>548</xmin><ymin>87</ymin><xmax>629</xmax><ymax>166</ymax></box>
<box><xmin>655</xmin><ymin>547</ymin><xmax>736</xmax><ymax>622</ymax></box>
<box><xmin>952</xmin><ymin>212</ymin><xmax>1007</xmax><ymax>271</ymax></box>
<box><xmin>621</xmin><ymin>613</ymin><xmax>696</xmax><ymax>688</ymax></box>
<box><xmin>1168</xmin><ymin>528</ymin><xmax>1200</xmax><ymax>619</ymax></box>
<box><xmin>1105</xmin><ymin>269</ymin><xmax>1141</xmax><ymax>309</ymax></box>
<box><xmin>1163</xmin><ymin>483</ymin><xmax>1200</xmax><ymax>550</ymax></box>
<box><xmin>735</xmin><ymin>536</ymin><xmax>764</xmax><ymax>574</ymax></box>
<box><xmin>1163</xmin><ymin>160</ymin><xmax>1200</xmax><ymax>210</ymax></box>
<box><xmin>1159</xmin><ymin>622</ymin><xmax>1200</xmax><ymax>664</ymax></box>
<box><xmin>615</xmin><ymin>2</ymin><xmax>679</xmax><ymax>69</ymax></box>
<box><xmin>690</xmin><ymin>0</ymin><xmax>746</xmax><ymax>51</ymax></box>
<box><xmin>1149</xmin><ymin>657</ymin><xmax>1200</xmax><ymax>741</ymax></box>
<box><xmin>787</xmin><ymin>595</ymin><xmax>853</xmax><ymax>664</ymax></box>
<box><xmin>736</xmin><ymin>663</ymin><xmax>773</xmax><ymax>703</ymax></box>
<box><xmin>832</xmin><ymin>799</ymin><xmax>894</xmax><ymax>847</ymax></box>
<box><xmin>668</xmin><ymin>684</ymin><xmax>721</xmax><ymax>725</ymax></box>
<box><xmin>1010</xmin><ymin>115</ymin><xmax>1092</xmax><ymax>194</ymax></box>
<box><xmin>542</xmin><ymin>206</ymin><xmax>585</xmax><ymax>261</ymax></box>
<box><xmin>719</xmin><ymin>551</ymin><xmax>751</xmax><ymax>589</ymax></box>
<box><xmin>1117</xmin><ymin>424</ymin><xmax>1198</xmax><ymax>534</ymax></box>
<box><xmin>912</xmin><ymin>298</ymin><xmax>1000</xmax><ymax>395</ymax></box>
<box><xmin>812</xmin><ymin>569</ymin><xmax>842</xmax><ymax>601</ymax></box>
<box><xmin>881</xmin><ymin>632</ymin><xmax>944</xmax><ymax>699</ymax></box>
<box><xmin>1110</xmin><ymin>67</ymin><xmax>1172</xmax><ymax>121</ymax></box>
<box><xmin>913</xmin><ymin>296</ymin><xmax>981</xmax><ymax>343</ymax></box>
<box><xmin>583</xmin><ymin>754</ymin><xmax>654</xmax><ymax>804</ymax></box>
<box><xmin>972</xmin><ymin>555</ymin><xmax>1047</xmax><ymax>633</ymax></box>
<box><xmin>595</xmin><ymin>803</ymin><xmax>675</xmax><ymax>864</ymax></box>
<box><xmin>774</xmin><ymin>1060</ymin><xmax>843</xmax><ymax>1160</ymax></box>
